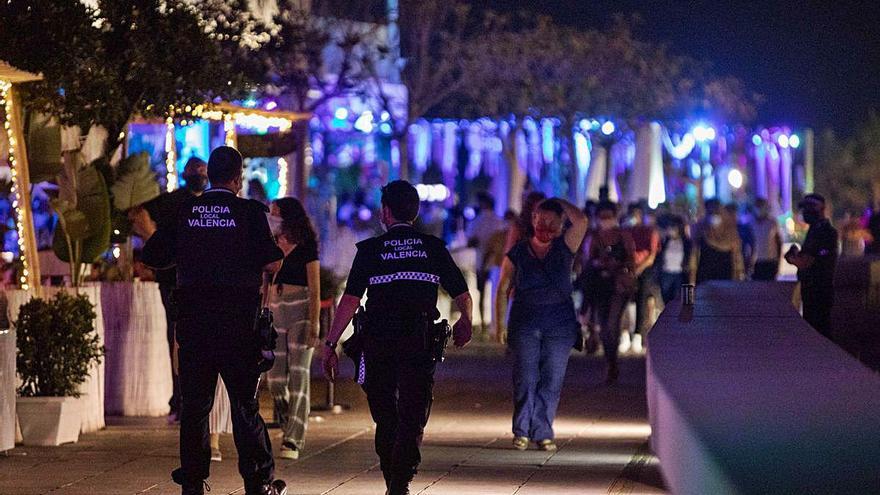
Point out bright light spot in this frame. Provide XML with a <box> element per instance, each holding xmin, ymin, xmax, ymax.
<box><xmin>379</xmin><ymin>122</ymin><xmax>392</xmax><ymax>134</ymax></box>
<box><xmin>113</xmin><ymin>229</ymin><xmax>120</xmax><ymax>235</ymax></box>
<box><xmin>1</xmin><ymin>252</ymin><xmax>13</xmax><ymax>263</ymax></box>
<box><xmin>777</xmin><ymin>134</ymin><xmax>789</xmax><ymax>148</ymax></box>
<box><xmin>357</xmin><ymin>207</ymin><xmax>372</xmax><ymax>221</ymax></box>
<box><xmin>380</xmin><ymin>111</ymin><xmax>391</xmax><ymax>121</ymax></box>
<box><xmin>112</xmin><ymin>246</ymin><xmax>121</xmax><ymax>259</ymax></box>
<box><xmin>601</xmin><ymin>121</ymin><xmax>615</xmax><ymax>136</ymax></box>
<box><xmin>693</xmin><ymin>124</ymin><xmax>716</xmax><ymax>142</ymax></box>
<box><xmin>243</xmin><ymin>98</ymin><xmax>258</xmax><ymax>108</ymax></box>
<box><xmin>264</xmin><ymin>100</ymin><xmax>277</xmax><ymax>111</ymax></box>
<box><xmin>463</xmin><ymin>206</ymin><xmax>476</xmax><ymax>220</ymax></box>
<box><xmin>752</xmin><ymin>134</ymin><xmax>763</xmax><ymax>146</ymax></box>
<box><xmin>415</xmin><ymin>184</ymin><xmax>450</xmax><ymax>202</ymax></box>
<box><xmin>790</xmin><ymin>134</ymin><xmax>801</xmax><ymax>148</ymax></box>
<box><xmin>690</xmin><ymin>162</ymin><xmax>702</xmax><ymax>178</ymax></box>
<box><xmin>728</xmin><ymin>169</ymin><xmax>744</xmax><ymax>189</ymax></box>
<box><xmin>354</xmin><ymin>111</ymin><xmax>374</xmax><ymax>133</ymax></box>
<box><xmin>334</xmin><ymin>108</ymin><xmax>349</xmax><ymax>120</ymax></box>
<box><xmin>277</xmin><ymin>158</ymin><xmax>288</xmax><ymax>198</ymax></box>
<box><xmin>785</xmin><ymin>216</ymin><xmax>796</xmax><ymax>234</ymax></box>
<box><xmin>579</xmin><ymin>119</ymin><xmax>591</xmax><ymax>131</ymax></box>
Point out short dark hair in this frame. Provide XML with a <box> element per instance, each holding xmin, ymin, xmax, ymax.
<box><xmin>381</xmin><ymin>180</ymin><xmax>420</xmax><ymax>222</ymax></box>
<box><xmin>536</xmin><ymin>198</ymin><xmax>564</xmax><ymax>217</ymax></box>
<box><xmin>476</xmin><ymin>191</ymin><xmax>495</xmax><ymax>209</ymax></box>
<box><xmin>208</xmin><ymin>146</ymin><xmax>243</xmax><ymax>185</ymax></box>
<box><xmin>596</xmin><ymin>200</ymin><xmax>619</xmax><ymax>215</ymax></box>
<box><xmin>799</xmin><ymin>193</ymin><xmax>826</xmax><ymax>209</ymax></box>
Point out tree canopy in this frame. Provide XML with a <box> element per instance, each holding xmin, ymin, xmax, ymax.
<box><xmin>0</xmin><ymin>0</ymin><xmax>269</xmax><ymax>155</ymax></box>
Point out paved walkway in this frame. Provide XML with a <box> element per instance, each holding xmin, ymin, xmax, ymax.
<box><xmin>0</xmin><ymin>344</ymin><xmax>664</xmax><ymax>494</ymax></box>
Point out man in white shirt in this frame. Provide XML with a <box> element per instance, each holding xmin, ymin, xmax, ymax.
<box><xmin>751</xmin><ymin>198</ymin><xmax>783</xmax><ymax>281</ymax></box>
<box><xmin>467</xmin><ymin>192</ymin><xmax>505</xmax><ymax>332</ymax></box>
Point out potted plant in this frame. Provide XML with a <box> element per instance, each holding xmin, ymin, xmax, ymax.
<box><xmin>15</xmin><ymin>291</ymin><xmax>104</xmax><ymax>446</ymax></box>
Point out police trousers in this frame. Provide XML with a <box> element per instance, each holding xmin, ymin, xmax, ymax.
<box><xmin>363</xmin><ymin>328</ymin><xmax>437</xmax><ymax>490</ymax></box>
<box><xmin>802</xmin><ymin>285</ymin><xmax>834</xmax><ymax>340</ymax></box>
<box><xmin>176</xmin><ymin>312</ymin><xmax>274</xmax><ymax>490</ymax></box>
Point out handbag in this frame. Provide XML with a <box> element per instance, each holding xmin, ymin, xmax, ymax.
<box><xmin>255</xmin><ymin>264</ymin><xmax>282</xmax><ymax>373</ymax></box>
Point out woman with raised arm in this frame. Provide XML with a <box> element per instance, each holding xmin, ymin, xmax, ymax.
<box><xmin>495</xmin><ymin>198</ymin><xmax>588</xmax><ymax>452</ymax></box>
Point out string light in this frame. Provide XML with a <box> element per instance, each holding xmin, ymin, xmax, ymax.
<box><xmin>1</xmin><ymin>80</ymin><xmax>30</xmax><ymax>290</ymax></box>
<box><xmin>277</xmin><ymin>157</ymin><xmax>288</xmax><ymax>197</ymax></box>
<box><xmin>223</xmin><ymin>113</ymin><xmax>236</xmax><ymax>146</ymax></box>
<box><xmin>164</xmin><ymin>116</ymin><xmax>177</xmax><ymax>192</ymax></box>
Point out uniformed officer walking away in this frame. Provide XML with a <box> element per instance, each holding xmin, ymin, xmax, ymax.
<box><xmin>142</xmin><ymin>146</ymin><xmax>288</xmax><ymax>495</ymax></box>
<box><xmin>785</xmin><ymin>193</ymin><xmax>839</xmax><ymax>339</ymax></box>
<box><xmin>322</xmin><ymin>180</ymin><xmax>473</xmax><ymax>495</ymax></box>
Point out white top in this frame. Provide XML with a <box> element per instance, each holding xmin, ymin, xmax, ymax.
<box><xmin>753</xmin><ymin>218</ymin><xmax>780</xmax><ymax>261</ymax></box>
<box><xmin>663</xmin><ymin>238</ymin><xmax>685</xmax><ymax>274</ymax></box>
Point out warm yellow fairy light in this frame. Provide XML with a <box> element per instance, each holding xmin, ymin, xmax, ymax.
<box><xmin>164</xmin><ymin>116</ymin><xmax>178</xmax><ymax>192</ymax></box>
<box><xmin>223</xmin><ymin>113</ymin><xmax>236</xmax><ymax>147</ymax></box>
<box><xmin>1</xmin><ymin>80</ymin><xmax>30</xmax><ymax>290</ymax></box>
<box><xmin>277</xmin><ymin>157</ymin><xmax>288</xmax><ymax>198</ymax></box>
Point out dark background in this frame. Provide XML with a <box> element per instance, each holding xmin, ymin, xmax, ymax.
<box><xmin>471</xmin><ymin>0</ymin><xmax>880</xmax><ymax>134</ymax></box>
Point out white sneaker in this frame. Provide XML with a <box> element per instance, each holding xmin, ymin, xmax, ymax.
<box><xmin>618</xmin><ymin>332</ymin><xmax>632</xmax><ymax>354</ymax></box>
<box><xmin>631</xmin><ymin>334</ymin><xmax>644</xmax><ymax>354</ymax></box>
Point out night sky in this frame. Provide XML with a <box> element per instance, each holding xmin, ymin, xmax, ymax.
<box><xmin>471</xmin><ymin>0</ymin><xmax>880</xmax><ymax>134</ymax></box>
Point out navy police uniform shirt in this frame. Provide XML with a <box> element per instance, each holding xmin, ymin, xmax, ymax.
<box><xmin>799</xmin><ymin>218</ymin><xmax>838</xmax><ymax>289</ymax></box>
<box><xmin>142</xmin><ymin>187</ymin><xmax>283</xmax><ymax>312</ymax></box>
<box><xmin>344</xmin><ymin>223</ymin><xmax>468</xmax><ymax>321</ymax></box>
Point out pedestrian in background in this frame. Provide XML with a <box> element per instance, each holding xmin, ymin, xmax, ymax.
<box><xmin>623</xmin><ymin>203</ymin><xmax>660</xmax><ymax>353</ymax></box>
<box><xmin>467</xmin><ymin>192</ymin><xmax>505</xmax><ymax>335</ymax></box>
<box><xmin>135</xmin><ymin>157</ymin><xmax>208</xmax><ymax>424</ymax></box>
<box><xmin>692</xmin><ymin>199</ymin><xmax>744</xmax><ymax>283</ymax></box>
<box><xmin>751</xmin><ymin>198</ymin><xmax>783</xmax><ymax>280</ymax></box>
<box><xmin>584</xmin><ymin>201</ymin><xmax>636</xmax><ymax>384</ymax></box>
<box><xmin>266</xmin><ymin>197</ymin><xmax>321</xmax><ymax>460</ymax></box>
<box><xmin>657</xmin><ymin>215</ymin><xmax>692</xmax><ymax>304</ymax></box>
<box><xmin>786</xmin><ymin>194</ymin><xmax>838</xmax><ymax>339</ymax></box>
<box><xmin>496</xmin><ymin>198</ymin><xmax>588</xmax><ymax>451</ymax></box>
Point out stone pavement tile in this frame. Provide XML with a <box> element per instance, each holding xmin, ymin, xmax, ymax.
<box><xmin>419</xmin><ymin>465</ymin><xmax>528</xmax><ymax>495</ymax></box>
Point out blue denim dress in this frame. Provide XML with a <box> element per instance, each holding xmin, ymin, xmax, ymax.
<box><xmin>506</xmin><ymin>237</ymin><xmax>578</xmax><ymax>441</ymax></box>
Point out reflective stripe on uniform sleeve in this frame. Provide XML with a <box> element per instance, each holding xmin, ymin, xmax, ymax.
<box><xmin>369</xmin><ymin>271</ymin><xmax>441</xmax><ymax>285</ymax></box>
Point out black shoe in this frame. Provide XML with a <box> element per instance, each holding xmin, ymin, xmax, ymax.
<box><xmin>605</xmin><ymin>362</ymin><xmax>619</xmax><ymax>385</ymax></box>
<box><xmin>246</xmin><ymin>479</ymin><xmax>288</xmax><ymax>495</ymax></box>
<box><xmin>171</xmin><ymin>468</ymin><xmax>209</xmax><ymax>495</ymax></box>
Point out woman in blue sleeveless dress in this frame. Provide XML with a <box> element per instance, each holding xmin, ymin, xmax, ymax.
<box><xmin>496</xmin><ymin>198</ymin><xmax>588</xmax><ymax>451</ymax></box>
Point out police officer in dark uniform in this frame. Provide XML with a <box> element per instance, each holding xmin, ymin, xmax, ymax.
<box><xmin>142</xmin><ymin>146</ymin><xmax>288</xmax><ymax>495</ymax></box>
<box><xmin>322</xmin><ymin>180</ymin><xmax>473</xmax><ymax>495</ymax></box>
<box><xmin>785</xmin><ymin>193</ymin><xmax>838</xmax><ymax>339</ymax></box>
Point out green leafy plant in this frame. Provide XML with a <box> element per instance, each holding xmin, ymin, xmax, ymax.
<box><xmin>15</xmin><ymin>291</ymin><xmax>104</xmax><ymax>398</ymax></box>
<box><xmin>110</xmin><ymin>152</ymin><xmax>160</xmax><ymax>211</ymax></box>
<box><xmin>51</xmin><ymin>157</ymin><xmax>112</xmax><ymax>286</ymax></box>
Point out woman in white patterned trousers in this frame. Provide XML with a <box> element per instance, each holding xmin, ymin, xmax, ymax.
<box><xmin>266</xmin><ymin>197</ymin><xmax>321</xmax><ymax>460</ymax></box>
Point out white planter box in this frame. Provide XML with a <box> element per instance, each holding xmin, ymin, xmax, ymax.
<box><xmin>0</xmin><ymin>328</ymin><xmax>14</xmax><ymax>451</ymax></box>
<box><xmin>16</xmin><ymin>396</ymin><xmax>81</xmax><ymax>446</ymax></box>
<box><xmin>5</xmin><ymin>286</ymin><xmax>105</xmax><ymax>433</ymax></box>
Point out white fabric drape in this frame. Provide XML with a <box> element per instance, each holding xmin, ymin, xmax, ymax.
<box><xmin>101</xmin><ymin>281</ymin><xmax>172</xmax><ymax>417</ymax></box>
